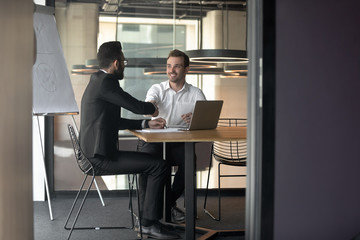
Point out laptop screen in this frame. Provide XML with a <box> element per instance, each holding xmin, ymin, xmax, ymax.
<box><xmin>187</xmin><ymin>100</ymin><xmax>223</xmax><ymax>130</ymax></box>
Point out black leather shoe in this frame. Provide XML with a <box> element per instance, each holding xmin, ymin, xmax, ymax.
<box><xmin>171</xmin><ymin>206</ymin><xmax>185</xmax><ymax>223</ymax></box>
<box><xmin>134</xmin><ymin>219</ymin><xmax>176</xmax><ymax>232</ymax></box>
<box><xmin>139</xmin><ymin>221</ymin><xmax>180</xmax><ymax>239</ymax></box>
<box><xmin>158</xmin><ymin>221</ymin><xmax>176</xmax><ymax>231</ymax></box>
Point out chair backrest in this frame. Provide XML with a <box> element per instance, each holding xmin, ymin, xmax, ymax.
<box><xmin>67</xmin><ymin>124</ymin><xmax>94</xmax><ymax>175</ymax></box>
<box><xmin>212</xmin><ymin>118</ymin><xmax>247</xmax><ymax>166</ymax></box>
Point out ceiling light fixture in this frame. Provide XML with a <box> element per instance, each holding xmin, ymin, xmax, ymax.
<box><xmin>220</xmin><ymin>71</ymin><xmax>247</xmax><ymax>79</ymax></box>
<box><xmin>144</xmin><ymin>67</ymin><xmax>239</xmax><ymax>76</ymax></box>
<box><xmin>71</xmin><ymin>65</ymin><xmax>99</xmax><ymax>75</ymax></box>
<box><xmin>186</xmin><ymin>1</ymin><xmax>248</xmax><ymax>64</ymax></box>
<box><xmin>187</xmin><ymin>49</ymin><xmax>248</xmax><ymax>63</ymax></box>
<box><xmin>85</xmin><ymin>59</ymin><xmax>99</xmax><ymax>67</ymax></box>
<box><xmin>85</xmin><ymin>58</ymin><xmax>217</xmax><ymax>68</ymax></box>
<box><xmin>223</xmin><ymin>64</ymin><xmax>248</xmax><ymax>72</ymax></box>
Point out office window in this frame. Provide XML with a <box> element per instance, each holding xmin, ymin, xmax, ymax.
<box><xmin>99</xmin><ymin>17</ymin><xmax>199</xmax><ymax>120</ymax></box>
<box><xmin>122</xmin><ymin>24</ymin><xmax>140</xmax><ymax>32</ymax></box>
<box><xmin>53</xmin><ymin>8</ymin><xmax>246</xmax><ymax>191</ymax></box>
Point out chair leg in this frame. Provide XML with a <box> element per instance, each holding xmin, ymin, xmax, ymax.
<box><xmin>94</xmin><ymin>178</ymin><xmax>105</xmax><ymax>206</ymax></box>
<box><xmin>64</xmin><ymin>174</ymin><xmax>88</xmax><ymax>231</ymax></box>
<box><xmin>204</xmin><ymin>162</ymin><xmax>222</xmax><ymax>221</ymax></box>
<box><xmin>128</xmin><ymin>174</ymin><xmax>143</xmax><ymax>239</ymax></box>
<box><xmin>64</xmin><ymin>174</ymin><xmax>130</xmax><ymax>240</ymax></box>
<box><xmin>65</xmin><ymin>175</ymin><xmax>95</xmax><ymax>240</ymax></box>
<box><xmin>203</xmin><ymin>146</ymin><xmax>220</xmax><ymax>221</ymax></box>
<box><xmin>217</xmin><ymin>162</ymin><xmax>222</xmax><ymax>221</ymax></box>
<box><xmin>203</xmin><ymin>153</ymin><xmax>212</xmax><ymax>211</ymax></box>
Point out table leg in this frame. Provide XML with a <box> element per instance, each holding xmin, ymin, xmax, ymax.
<box><xmin>163</xmin><ymin>142</ymin><xmax>172</xmax><ymax>222</ymax></box>
<box><xmin>164</xmin><ymin>167</ymin><xmax>172</xmax><ymax>222</ymax></box>
<box><xmin>185</xmin><ymin>142</ymin><xmax>195</xmax><ymax>240</ymax></box>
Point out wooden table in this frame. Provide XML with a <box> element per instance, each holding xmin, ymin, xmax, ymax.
<box><xmin>129</xmin><ymin>127</ymin><xmax>246</xmax><ymax>240</ymax></box>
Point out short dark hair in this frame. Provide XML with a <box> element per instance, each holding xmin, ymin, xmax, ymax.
<box><xmin>167</xmin><ymin>49</ymin><xmax>190</xmax><ymax>67</ymax></box>
<box><xmin>97</xmin><ymin>41</ymin><xmax>122</xmax><ymax>69</ymax></box>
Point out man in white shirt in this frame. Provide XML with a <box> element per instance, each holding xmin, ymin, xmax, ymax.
<box><xmin>138</xmin><ymin>49</ymin><xmax>206</xmax><ymax>223</ymax></box>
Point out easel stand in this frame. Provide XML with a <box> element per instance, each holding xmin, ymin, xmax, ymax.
<box><xmin>35</xmin><ymin>115</ymin><xmax>53</xmax><ymax>220</ymax></box>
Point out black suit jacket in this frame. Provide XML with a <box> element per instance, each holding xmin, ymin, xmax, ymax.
<box><xmin>79</xmin><ymin>71</ymin><xmax>155</xmax><ymax>158</ymax></box>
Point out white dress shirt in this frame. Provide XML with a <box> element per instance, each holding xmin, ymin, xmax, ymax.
<box><xmin>146</xmin><ymin>81</ymin><xmax>206</xmax><ymax>128</ymax></box>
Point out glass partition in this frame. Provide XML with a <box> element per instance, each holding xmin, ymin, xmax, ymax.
<box><xmin>53</xmin><ymin>2</ymin><xmax>247</xmax><ymax>191</ymax></box>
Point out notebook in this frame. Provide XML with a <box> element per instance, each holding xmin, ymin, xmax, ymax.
<box><xmin>178</xmin><ymin>100</ymin><xmax>223</xmax><ymax>131</ymax></box>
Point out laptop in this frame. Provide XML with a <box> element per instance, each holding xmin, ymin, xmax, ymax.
<box><xmin>178</xmin><ymin>100</ymin><xmax>223</xmax><ymax>131</ymax></box>
<box><xmin>140</xmin><ymin>100</ymin><xmax>223</xmax><ymax>133</ymax></box>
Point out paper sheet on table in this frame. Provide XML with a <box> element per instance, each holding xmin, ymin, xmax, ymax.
<box><xmin>138</xmin><ymin>128</ymin><xmax>181</xmax><ymax>133</ymax></box>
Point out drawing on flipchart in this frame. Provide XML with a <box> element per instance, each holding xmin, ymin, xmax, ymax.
<box><xmin>34</xmin><ymin>63</ymin><xmax>57</xmax><ymax>92</ymax></box>
<box><xmin>32</xmin><ymin>9</ymin><xmax>79</xmax><ymax>115</ymax></box>
<box><xmin>33</xmin><ymin>14</ymin><xmax>58</xmax><ymax>93</ymax></box>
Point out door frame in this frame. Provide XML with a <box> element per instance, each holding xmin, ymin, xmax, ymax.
<box><xmin>246</xmin><ymin>0</ymin><xmax>276</xmax><ymax>239</ymax></box>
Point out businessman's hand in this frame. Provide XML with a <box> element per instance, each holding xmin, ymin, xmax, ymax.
<box><xmin>150</xmin><ymin>101</ymin><xmax>159</xmax><ymax>117</ymax></box>
<box><xmin>181</xmin><ymin>112</ymin><xmax>192</xmax><ymax>124</ymax></box>
<box><xmin>149</xmin><ymin>118</ymin><xmax>166</xmax><ymax>129</ymax></box>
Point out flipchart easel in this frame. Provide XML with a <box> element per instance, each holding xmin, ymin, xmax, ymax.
<box><xmin>33</xmin><ymin>5</ymin><xmax>104</xmax><ymax>220</ymax></box>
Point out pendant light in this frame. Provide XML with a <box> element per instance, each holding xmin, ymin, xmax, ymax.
<box><xmin>186</xmin><ymin>1</ymin><xmax>248</xmax><ymax>64</ymax></box>
<box><xmin>143</xmin><ymin>0</ymin><xmax>217</xmax><ymax>76</ymax></box>
<box><xmin>187</xmin><ymin>49</ymin><xmax>247</xmax><ymax>63</ymax></box>
<box><xmin>144</xmin><ymin>67</ymin><xmax>238</xmax><ymax>76</ymax></box>
<box><xmin>224</xmin><ymin>64</ymin><xmax>248</xmax><ymax>73</ymax></box>
<box><xmin>71</xmin><ymin>65</ymin><xmax>98</xmax><ymax>75</ymax></box>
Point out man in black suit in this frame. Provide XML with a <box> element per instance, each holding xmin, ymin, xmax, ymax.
<box><xmin>80</xmin><ymin>41</ymin><xmax>179</xmax><ymax>239</ymax></box>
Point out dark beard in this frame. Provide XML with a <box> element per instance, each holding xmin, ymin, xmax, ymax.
<box><xmin>114</xmin><ymin>67</ymin><xmax>124</xmax><ymax>80</ymax></box>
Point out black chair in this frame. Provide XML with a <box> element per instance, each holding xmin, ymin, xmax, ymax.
<box><xmin>65</xmin><ymin>124</ymin><xmax>142</xmax><ymax>239</ymax></box>
<box><xmin>203</xmin><ymin>118</ymin><xmax>247</xmax><ymax>221</ymax></box>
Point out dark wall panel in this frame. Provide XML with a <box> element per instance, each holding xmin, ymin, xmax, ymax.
<box><xmin>274</xmin><ymin>0</ymin><xmax>360</xmax><ymax>239</ymax></box>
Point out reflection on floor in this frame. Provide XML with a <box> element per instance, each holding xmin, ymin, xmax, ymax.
<box><xmin>34</xmin><ymin>192</ymin><xmax>245</xmax><ymax>240</ymax></box>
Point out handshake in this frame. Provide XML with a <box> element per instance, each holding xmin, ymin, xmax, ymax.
<box><xmin>150</xmin><ymin>100</ymin><xmax>159</xmax><ymax>117</ymax></box>
<box><xmin>146</xmin><ymin>100</ymin><xmax>192</xmax><ymax>129</ymax></box>
<box><xmin>146</xmin><ymin>101</ymin><xmax>166</xmax><ymax>129</ymax></box>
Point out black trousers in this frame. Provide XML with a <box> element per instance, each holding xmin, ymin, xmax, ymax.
<box><xmin>89</xmin><ymin>151</ymin><xmax>169</xmax><ymax>221</ymax></box>
<box><xmin>137</xmin><ymin>140</ymin><xmax>187</xmax><ymax>208</ymax></box>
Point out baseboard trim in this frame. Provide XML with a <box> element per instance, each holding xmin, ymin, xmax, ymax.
<box><xmin>52</xmin><ymin>188</ymin><xmax>246</xmax><ymax>199</ymax></box>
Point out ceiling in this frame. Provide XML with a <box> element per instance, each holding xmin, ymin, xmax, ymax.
<box><xmin>57</xmin><ymin>0</ymin><xmax>247</xmax><ymax>20</ymax></box>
